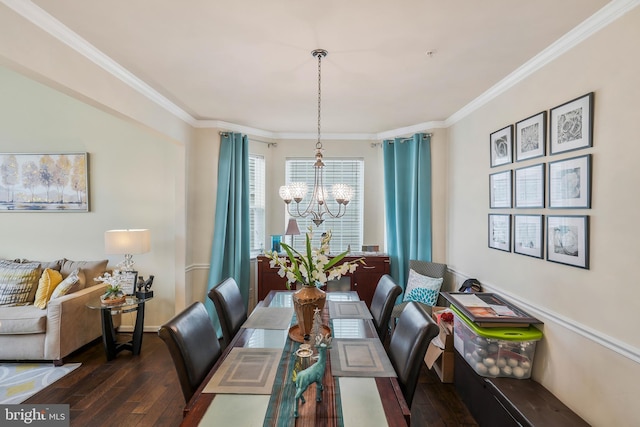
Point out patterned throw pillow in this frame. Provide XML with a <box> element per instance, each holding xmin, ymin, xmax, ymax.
<box><xmin>402</xmin><ymin>268</ymin><xmax>443</xmax><ymax>306</ymax></box>
<box><xmin>34</xmin><ymin>268</ymin><xmax>63</xmax><ymax>309</ymax></box>
<box><xmin>0</xmin><ymin>260</ymin><xmax>42</xmax><ymax>306</ymax></box>
<box><xmin>50</xmin><ymin>268</ymin><xmax>83</xmax><ymax>300</ymax></box>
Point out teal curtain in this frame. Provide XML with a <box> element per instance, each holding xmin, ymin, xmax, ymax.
<box><xmin>383</xmin><ymin>133</ymin><xmax>433</xmax><ymax>293</ymax></box>
<box><xmin>206</xmin><ymin>132</ymin><xmax>250</xmax><ymax>334</ymax></box>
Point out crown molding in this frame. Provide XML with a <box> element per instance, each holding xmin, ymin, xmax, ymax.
<box><xmin>1</xmin><ymin>0</ymin><xmax>197</xmax><ymax>126</ymax></box>
<box><xmin>446</xmin><ymin>0</ymin><xmax>640</xmax><ymax>127</ymax></box>
<box><xmin>4</xmin><ymin>0</ymin><xmax>638</xmax><ymax>139</ymax></box>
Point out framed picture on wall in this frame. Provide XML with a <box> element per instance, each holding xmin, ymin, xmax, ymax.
<box><xmin>514</xmin><ymin>215</ymin><xmax>544</xmax><ymax>259</ymax></box>
<box><xmin>548</xmin><ymin>154</ymin><xmax>591</xmax><ymax>208</ymax></box>
<box><xmin>550</xmin><ymin>92</ymin><xmax>594</xmax><ymax>155</ymax></box>
<box><xmin>546</xmin><ymin>215</ymin><xmax>589</xmax><ymax>269</ymax></box>
<box><xmin>490</xmin><ymin>125</ymin><xmax>513</xmax><ymax>167</ymax></box>
<box><xmin>488</xmin><ymin>214</ymin><xmax>511</xmax><ymax>252</ymax></box>
<box><xmin>489</xmin><ymin>170</ymin><xmax>512</xmax><ymax>209</ymax></box>
<box><xmin>0</xmin><ymin>152</ymin><xmax>89</xmax><ymax>212</ymax></box>
<box><xmin>515</xmin><ymin>111</ymin><xmax>546</xmax><ymax>161</ymax></box>
<box><xmin>514</xmin><ymin>163</ymin><xmax>544</xmax><ymax>208</ymax></box>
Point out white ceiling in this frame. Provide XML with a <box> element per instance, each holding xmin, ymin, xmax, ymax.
<box><xmin>10</xmin><ymin>0</ymin><xmax>618</xmax><ymax>136</ymax></box>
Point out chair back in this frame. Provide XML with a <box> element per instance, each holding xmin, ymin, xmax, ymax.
<box><xmin>370</xmin><ymin>274</ymin><xmax>402</xmax><ymax>343</ymax></box>
<box><xmin>158</xmin><ymin>302</ymin><xmax>221</xmax><ymax>403</ymax></box>
<box><xmin>208</xmin><ymin>277</ymin><xmax>247</xmax><ymax>349</ymax></box>
<box><xmin>388</xmin><ymin>301</ymin><xmax>439</xmax><ymax>407</ymax></box>
<box><xmin>409</xmin><ymin>260</ymin><xmax>447</xmax><ymax>279</ymax></box>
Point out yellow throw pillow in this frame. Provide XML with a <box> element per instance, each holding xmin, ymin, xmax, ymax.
<box><xmin>34</xmin><ymin>268</ymin><xmax>63</xmax><ymax>309</ymax></box>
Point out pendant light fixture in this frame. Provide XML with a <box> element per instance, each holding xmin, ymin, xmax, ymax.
<box><xmin>279</xmin><ymin>49</ymin><xmax>353</xmax><ymax>226</ymax></box>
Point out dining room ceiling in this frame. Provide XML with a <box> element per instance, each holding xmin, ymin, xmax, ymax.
<box><xmin>23</xmin><ymin>0</ymin><xmax>612</xmax><ymax>136</ymax></box>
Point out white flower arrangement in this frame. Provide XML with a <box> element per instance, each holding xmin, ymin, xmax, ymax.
<box><xmin>265</xmin><ymin>227</ymin><xmax>363</xmax><ymax>289</ymax></box>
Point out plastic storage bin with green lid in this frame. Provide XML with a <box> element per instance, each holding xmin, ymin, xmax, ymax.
<box><xmin>451</xmin><ymin>305</ymin><xmax>543</xmax><ymax>379</ymax></box>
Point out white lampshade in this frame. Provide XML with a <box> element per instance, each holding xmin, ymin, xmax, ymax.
<box><xmin>105</xmin><ymin>229</ymin><xmax>151</xmax><ymax>255</ymax></box>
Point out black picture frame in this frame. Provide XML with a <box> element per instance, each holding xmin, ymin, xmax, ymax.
<box><xmin>514</xmin><ymin>214</ymin><xmax>544</xmax><ymax>259</ymax></box>
<box><xmin>549</xmin><ymin>92</ymin><xmax>594</xmax><ymax>155</ymax></box>
<box><xmin>490</xmin><ymin>125</ymin><xmax>513</xmax><ymax>167</ymax></box>
<box><xmin>514</xmin><ymin>163</ymin><xmax>545</xmax><ymax>208</ymax></box>
<box><xmin>546</xmin><ymin>215</ymin><xmax>589</xmax><ymax>269</ymax></box>
<box><xmin>488</xmin><ymin>214</ymin><xmax>511</xmax><ymax>252</ymax></box>
<box><xmin>548</xmin><ymin>154</ymin><xmax>591</xmax><ymax>209</ymax></box>
<box><xmin>515</xmin><ymin>111</ymin><xmax>546</xmax><ymax>161</ymax></box>
<box><xmin>120</xmin><ymin>271</ymin><xmax>138</xmax><ymax>295</ymax></box>
<box><xmin>489</xmin><ymin>170</ymin><xmax>512</xmax><ymax>209</ymax></box>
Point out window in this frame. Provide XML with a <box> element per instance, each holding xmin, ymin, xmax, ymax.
<box><xmin>249</xmin><ymin>154</ymin><xmax>265</xmax><ymax>256</ymax></box>
<box><xmin>285</xmin><ymin>158</ymin><xmax>363</xmax><ymax>253</ymax></box>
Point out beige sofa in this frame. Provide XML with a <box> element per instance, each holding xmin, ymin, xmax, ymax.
<box><xmin>0</xmin><ymin>258</ymin><xmax>121</xmax><ymax>365</ymax></box>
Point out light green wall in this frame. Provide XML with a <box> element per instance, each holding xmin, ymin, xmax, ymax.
<box><xmin>447</xmin><ymin>8</ymin><xmax>640</xmax><ymax>426</ymax></box>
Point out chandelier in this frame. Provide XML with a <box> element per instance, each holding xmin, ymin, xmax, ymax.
<box><xmin>279</xmin><ymin>49</ymin><xmax>353</xmax><ymax>226</ymax></box>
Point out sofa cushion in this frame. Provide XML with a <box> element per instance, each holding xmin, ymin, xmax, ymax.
<box><xmin>34</xmin><ymin>268</ymin><xmax>63</xmax><ymax>309</ymax></box>
<box><xmin>0</xmin><ymin>260</ymin><xmax>42</xmax><ymax>306</ymax></box>
<box><xmin>60</xmin><ymin>259</ymin><xmax>108</xmax><ymax>289</ymax></box>
<box><xmin>50</xmin><ymin>268</ymin><xmax>83</xmax><ymax>300</ymax></box>
<box><xmin>0</xmin><ymin>305</ymin><xmax>47</xmax><ymax>334</ymax></box>
<box><xmin>18</xmin><ymin>258</ymin><xmax>63</xmax><ymax>271</ymax></box>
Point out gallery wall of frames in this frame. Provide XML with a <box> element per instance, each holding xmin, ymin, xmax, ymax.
<box><xmin>488</xmin><ymin>92</ymin><xmax>593</xmax><ymax>269</ymax></box>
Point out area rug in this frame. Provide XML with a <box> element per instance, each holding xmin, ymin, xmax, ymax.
<box><xmin>0</xmin><ymin>363</ymin><xmax>81</xmax><ymax>404</ymax></box>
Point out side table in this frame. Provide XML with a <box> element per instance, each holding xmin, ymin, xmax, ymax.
<box><xmin>86</xmin><ymin>296</ymin><xmax>153</xmax><ymax>361</ymax></box>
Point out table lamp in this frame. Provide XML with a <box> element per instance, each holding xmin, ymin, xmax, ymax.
<box><xmin>284</xmin><ymin>218</ymin><xmax>300</xmax><ymax>247</ymax></box>
<box><xmin>104</xmin><ymin>229</ymin><xmax>151</xmax><ymax>272</ymax></box>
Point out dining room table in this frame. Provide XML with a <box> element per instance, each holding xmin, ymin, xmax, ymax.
<box><xmin>179</xmin><ymin>290</ymin><xmax>410</xmax><ymax>427</ymax></box>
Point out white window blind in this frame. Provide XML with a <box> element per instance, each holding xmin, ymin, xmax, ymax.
<box><xmin>285</xmin><ymin>158</ymin><xmax>363</xmax><ymax>253</ymax></box>
<box><xmin>249</xmin><ymin>154</ymin><xmax>265</xmax><ymax>256</ymax></box>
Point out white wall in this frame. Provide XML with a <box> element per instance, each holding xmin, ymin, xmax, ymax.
<box><xmin>0</xmin><ymin>66</ymin><xmax>184</xmax><ymax>329</ymax></box>
<box><xmin>447</xmin><ymin>8</ymin><xmax>640</xmax><ymax>426</ymax></box>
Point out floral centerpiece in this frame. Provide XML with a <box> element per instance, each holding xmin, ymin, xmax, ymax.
<box><xmin>265</xmin><ymin>227</ymin><xmax>363</xmax><ymax>342</ymax></box>
<box><xmin>95</xmin><ymin>271</ymin><xmax>127</xmax><ymax>305</ymax></box>
<box><xmin>265</xmin><ymin>228</ymin><xmax>363</xmax><ymax>289</ymax></box>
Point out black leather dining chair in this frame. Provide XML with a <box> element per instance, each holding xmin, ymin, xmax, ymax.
<box><xmin>369</xmin><ymin>274</ymin><xmax>402</xmax><ymax>344</ymax></box>
<box><xmin>387</xmin><ymin>301</ymin><xmax>439</xmax><ymax>408</ymax></box>
<box><xmin>158</xmin><ymin>302</ymin><xmax>222</xmax><ymax>403</ymax></box>
<box><xmin>207</xmin><ymin>277</ymin><xmax>247</xmax><ymax>350</ymax></box>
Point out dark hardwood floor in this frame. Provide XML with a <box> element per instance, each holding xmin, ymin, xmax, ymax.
<box><xmin>27</xmin><ymin>333</ymin><xmax>478</xmax><ymax>427</ymax></box>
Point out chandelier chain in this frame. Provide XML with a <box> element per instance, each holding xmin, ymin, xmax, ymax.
<box><xmin>316</xmin><ymin>50</ymin><xmax>323</xmax><ymax>150</ymax></box>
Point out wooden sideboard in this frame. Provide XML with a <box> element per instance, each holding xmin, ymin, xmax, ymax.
<box><xmin>256</xmin><ymin>254</ymin><xmax>390</xmax><ymax>307</ymax></box>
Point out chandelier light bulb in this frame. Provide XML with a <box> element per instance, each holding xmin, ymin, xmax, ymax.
<box><xmin>279</xmin><ymin>185</ymin><xmax>293</xmax><ymax>203</ymax></box>
<box><xmin>332</xmin><ymin>184</ymin><xmax>353</xmax><ymax>204</ymax></box>
<box><xmin>290</xmin><ymin>182</ymin><xmax>308</xmax><ymax>201</ymax></box>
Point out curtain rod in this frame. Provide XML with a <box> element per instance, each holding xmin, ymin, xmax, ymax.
<box><xmin>219</xmin><ymin>132</ymin><xmax>277</xmax><ymax>147</ymax></box>
<box><xmin>371</xmin><ymin>133</ymin><xmax>432</xmax><ymax>147</ymax></box>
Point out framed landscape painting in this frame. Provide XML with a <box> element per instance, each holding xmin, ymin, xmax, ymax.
<box><xmin>0</xmin><ymin>152</ymin><xmax>89</xmax><ymax>212</ymax></box>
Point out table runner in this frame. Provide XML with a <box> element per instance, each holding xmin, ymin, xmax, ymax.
<box><xmin>242</xmin><ymin>307</ymin><xmax>294</xmax><ymax>329</ymax></box>
<box><xmin>263</xmin><ymin>339</ymin><xmax>344</xmax><ymax>427</ymax></box>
